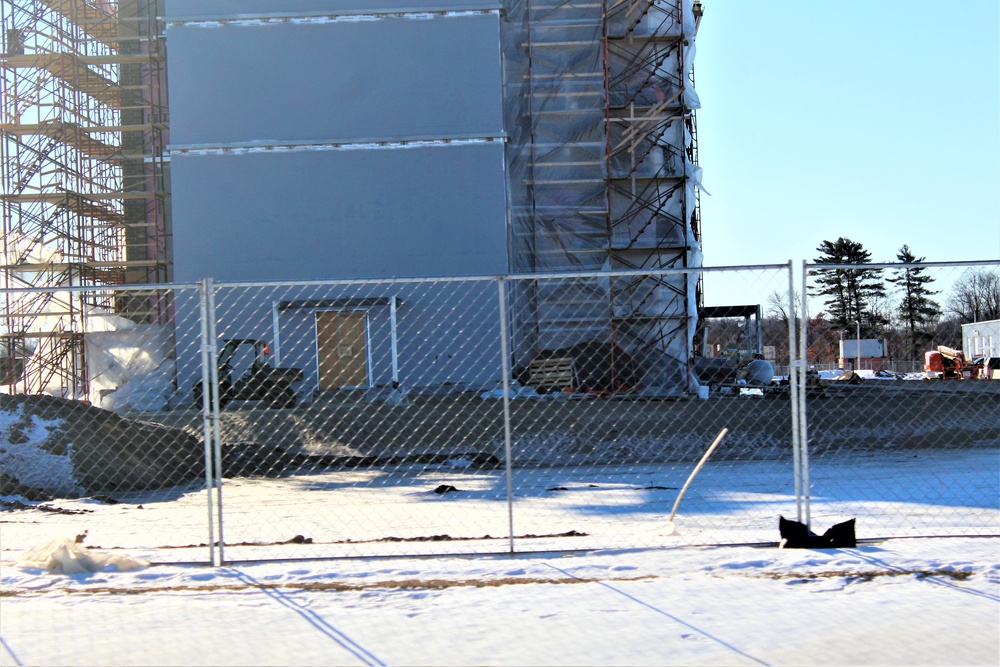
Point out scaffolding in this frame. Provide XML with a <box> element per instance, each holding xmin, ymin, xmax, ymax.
<box><xmin>1</xmin><ymin>0</ymin><xmax>700</xmax><ymax>398</ymax></box>
<box><xmin>1</xmin><ymin>0</ymin><xmax>169</xmax><ymax>398</ymax></box>
<box><xmin>505</xmin><ymin>0</ymin><xmax>704</xmax><ymax>394</ymax></box>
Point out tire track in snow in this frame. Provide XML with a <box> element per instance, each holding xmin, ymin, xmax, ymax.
<box><xmin>846</xmin><ymin>551</ymin><xmax>1000</xmax><ymax>603</ymax></box>
<box><xmin>224</xmin><ymin>568</ymin><xmax>386</xmax><ymax>666</ymax></box>
<box><xmin>543</xmin><ymin>563</ymin><xmax>771</xmax><ymax>666</ymax></box>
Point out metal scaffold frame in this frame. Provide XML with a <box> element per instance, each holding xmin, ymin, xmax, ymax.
<box><xmin>507</xmin><ymin>0</ymin><xmax>703</xmax><ymax>395</ymax></box>
<box><xmin>1</xmin><ymin>0</ymin><xmax>169</xmax><ymax>398</ymax></box>
<box><xmin>603</xmin><ymin>0</ymin><xmax>703</xmax><ymax>393</ymax></box>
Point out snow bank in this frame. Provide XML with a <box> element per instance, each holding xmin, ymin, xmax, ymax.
<box><xmin>0</xmin><ymin>405</ymin><xmax>83</xmax><ymax>496</ymax></box>
<box><xmin>0</xmin><ymin>394</ymin><xmax>205</xmax><ymax>497</ymax></box>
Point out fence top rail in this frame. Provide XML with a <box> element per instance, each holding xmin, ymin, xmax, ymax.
<box><xmin>806</xmin><ymin>259</ymin><xmax>1000</xmax><ymax>271</ymax></box>
<box><xmin>10</xmin><ymin>260</ymin><xmax>995</xmax><ymax>295</ymax></box>
<box><xmin>1</xmin><ymin>264</ymin><xmax>790</xmax><ymax>296</ymax></box>
<box><xmin>198</xmin><ymin>263</ymin><xmax>793</xmax><ymax>290</ymax></box>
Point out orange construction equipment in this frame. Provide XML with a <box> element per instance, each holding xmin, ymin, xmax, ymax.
<box><xmin>924</xmin><ymin>346</ymin><xmax>982</xmax><ymax>379</ymax></box>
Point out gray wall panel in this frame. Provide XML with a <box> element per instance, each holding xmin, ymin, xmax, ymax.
<box><xmin>172</xmin><ymin>143</ymin><xmax>508</xmax><ymax>282</ymax></box>
<box><xmin>166</xmin><ymin>1</ymin><xmax>500</xmax><ymax>20</ymax></box>
<box><xmin>167</xmin><ymin>15</ymin><xmax>502</xmax><ymax>146</ymax></box>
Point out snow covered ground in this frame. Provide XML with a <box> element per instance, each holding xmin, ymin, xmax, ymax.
<box><xmin>1</xmin><ymin>448</ymin><xmax>998</xmax><ymax>666</ymax></box>
<box><xmin>2</xmin><ymin>449</ymin><xmax>997</xmax><ymax>562</ymax></box>
<box><xmin>1</xmin><ymin>537</ymin><xmax>997</xmax><ymax>666</ymax></box>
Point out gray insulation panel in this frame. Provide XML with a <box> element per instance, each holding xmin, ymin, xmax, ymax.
<box><xmin>171</xmin><ymin>143</ymin><xmax>508</xmax><ymax>282</ymax></box>
<box><xmin>167</xmin><ymin>14</ymin><xmax>502</xmax><ymax>146</ymax></box>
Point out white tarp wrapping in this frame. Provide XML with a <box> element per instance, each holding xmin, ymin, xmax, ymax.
<box><xmin>86</xmin><ymin>325</ymin><xmax>175</xmax><ymax>412</ymax></box>
<box><xmin>18</xmin><ymin>538</ymin><xmax>149</xmax><ymax>574</ymax></box>
<box><xmin>501</xmin><ymin>0</ymin><xmax>703</xmax><ymax>394</ymax></box>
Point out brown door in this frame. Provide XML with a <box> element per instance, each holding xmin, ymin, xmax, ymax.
<box><xmin>316</xmin><ymin>311</ymin><xmax>368</xmax><ymax>390</ymax></box>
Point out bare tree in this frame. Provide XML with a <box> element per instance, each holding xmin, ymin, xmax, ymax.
<box><xmin>929</xmin><ymin>316</ymin><xmax>962</xmax><ymax>350</ymax></box>
<box><xmin>765</xmin><ymin>289</ymin><xmax>800</xmax><ymax>325</ymax></box>
<box><xmin>947</xmin><ymin>269</ymin><xmax>1000</xmax><ymax>322</ymax></box>
<box><xmin>805</xmin><ymin>314</ymin><xmax>840</xmax><ymax>365</ymax></box>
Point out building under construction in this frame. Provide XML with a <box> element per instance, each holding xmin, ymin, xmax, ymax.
<box><xmin>3</xmin><ymin>0</ymin><xmax>704</xmax><ymax>401</ymax></box>
<box><xmin>1</xmin><ymin>0</ymin><xmax>169</xmax><ymax>398</ymax></box>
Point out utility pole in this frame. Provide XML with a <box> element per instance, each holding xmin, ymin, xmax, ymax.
<box><xmin>856</xmin><ymin>320</ymin><xmax>861</xmax><ymax>372</ymax></box>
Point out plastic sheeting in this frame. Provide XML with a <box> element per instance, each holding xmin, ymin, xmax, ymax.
<box><xmin>1</xmin><ymin>233</ymin><xmax>172</xmax><ymax>400</ymax></box>
<box><xmin>86</xmin><ymin>324</ymin><xmax>175</xmax><ymax>412</ymax></box>
<box><xmin>502</xmin><ymin>0</ymin><xmax>704</xmax><ymax>394</ymax></box>
<box><xmin>18</xmin><ymin>538</ymin><xmax>149</xmax><ymax>574</ymax></box>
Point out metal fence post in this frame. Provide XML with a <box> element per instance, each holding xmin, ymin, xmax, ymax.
<box><xmin>497</xmin><ymin>277</ymin><xmax>515</xmax><ymax>554</ymax></box>
<box><xmin>798</xmin><ymin>262</ymin><xmax>811</xmax><ymax>528</ymax></box>
<box><xmin>204</xmin><ymin>278</ymin><xmax>226</xmax><ymax>564</ymax></box>
<box><xmin>785</xmin><ymin>261</ymin><xmax>803</xmax><ymax>523</ymax></box>
<box><xmin>198</xmin><ymin>278</ymin><xmax>219</xmax><ymax>566</ymax></box>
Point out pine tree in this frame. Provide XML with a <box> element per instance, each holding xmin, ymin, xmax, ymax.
<box><xmin>888</xmin><ymin>245</ymin><xmax>939</xmax><ymax>360</ymax></box>
<box><xmin>810</xmin><ymin>237</ymin><xmax>885</xmax><ymax>333</ymax></box>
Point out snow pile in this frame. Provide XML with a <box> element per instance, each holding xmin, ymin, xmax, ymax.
<box><xmin>0</xmin><ymin>394</ymin><xmax>205</xmax><ymax>497</ymax></box>
<box><xmin>480</xmin><ymin>382</ymin><xmax>539</xmax><ymax>399</ymax></box>
<box><xmin>0</xmin><ymin>405</ymin><xmax>82</xmax><ymax>496</ymax></box>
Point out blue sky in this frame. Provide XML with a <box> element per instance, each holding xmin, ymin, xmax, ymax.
<box><xmin>693</xmin><ymin>0</ymin><xmax>1000</xmax><ymax>281</ymax></box>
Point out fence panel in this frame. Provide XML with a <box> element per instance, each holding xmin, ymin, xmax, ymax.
<box><xmin>800</xmin><ymin>260</ymin><xmax>1000</xmax><ymax>538</ymax></box>
<box><xmin>203</xmin><ymin>265</ymin><xmax>800</xmax><ymax>559</ymax></box>
<box><xmin>0</xmin><ymin>283</ymin><xmax>213</xmax><ymax>563</ymax></box>
<box><xmin>206</xmin><ymin>277</ymin><xmax>515</xmax><ymax>560</ymax></box>
<box><xmin>503</xmin><ymin>266</ymin><xmax>800</xmax><ymax>551</ymax></box>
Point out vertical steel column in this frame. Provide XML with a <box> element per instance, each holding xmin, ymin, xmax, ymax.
<box><xmin>271</xmin><ymin>301</ymin><xmax>281</xmax><ymax>365</ymax></box>
<box><xmin>497</xmin><ymin>277</ymin><xmax>515</xmax><ymax>555</ymax></box>
<box><xmin>390</xmin><ymin>296</ymin><xmax>400</xmax><ymax>388</ymax></box>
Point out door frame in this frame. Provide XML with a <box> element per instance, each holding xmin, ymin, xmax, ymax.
<box><xmin>270</xmin><ymin>296</ymin><xmax>400</xmax><ymax>394</ymax></box>
<box><xmin>314</xmin><ymin>309</ymin><xmax>373</xmax><ymax>390</ymax></box>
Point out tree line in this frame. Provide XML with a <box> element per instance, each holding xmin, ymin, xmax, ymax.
<box><xmin>764</xmin><ymin>237</ymin><xmax>1000</xmax><ymax>364</ymax></box>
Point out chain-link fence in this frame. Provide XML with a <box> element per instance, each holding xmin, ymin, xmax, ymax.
<box><xmin>188</xmin><ymin>266</ymin><xmax>800</xmax><ymax>562</ymax></box>
<box><xmin>799</xmin><ymin>260</ymin><xmax>1000</xmax><ymax>539</ymax></box>
<box><xmin>0</xmin><ymin>283</ymin><xmax>214</xmax><ymax>561</ymax></box>
<box><xmin>2</xmin><ymin>262</ymin><xmax>997</xmax><ymax>564</ymax></box>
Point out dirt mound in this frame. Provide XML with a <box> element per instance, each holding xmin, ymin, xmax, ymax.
<box><xmin>0</xmin><ymin>394</ymin><xmax>204</xmax><ymax>497</ymax></box>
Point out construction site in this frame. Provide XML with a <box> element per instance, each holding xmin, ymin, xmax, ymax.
<box><xmin>1</xmin><ymin>0</ymin><xmax>169</xmax><ymax>399</ymax></box>
<box><xmin>1</xmin><ymin>0</ymin><xmax>710</xmax><ymax>403</ymax></box>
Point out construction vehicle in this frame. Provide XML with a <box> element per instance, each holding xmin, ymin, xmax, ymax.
<box><xmin>924</xmin><ymin>346</ymin><xmax>982</xmax><ymax>380</ymax></box>
<box><xmin>193</xmin><ymin>339</ymin><xmax>303</xmax><ymax>408</ymax></box>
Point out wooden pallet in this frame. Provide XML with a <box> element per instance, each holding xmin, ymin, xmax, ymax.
<box><xmin>526</xmin><ymin>356</ymin><xmax>577</xmax><ymax>392</ymax></box>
